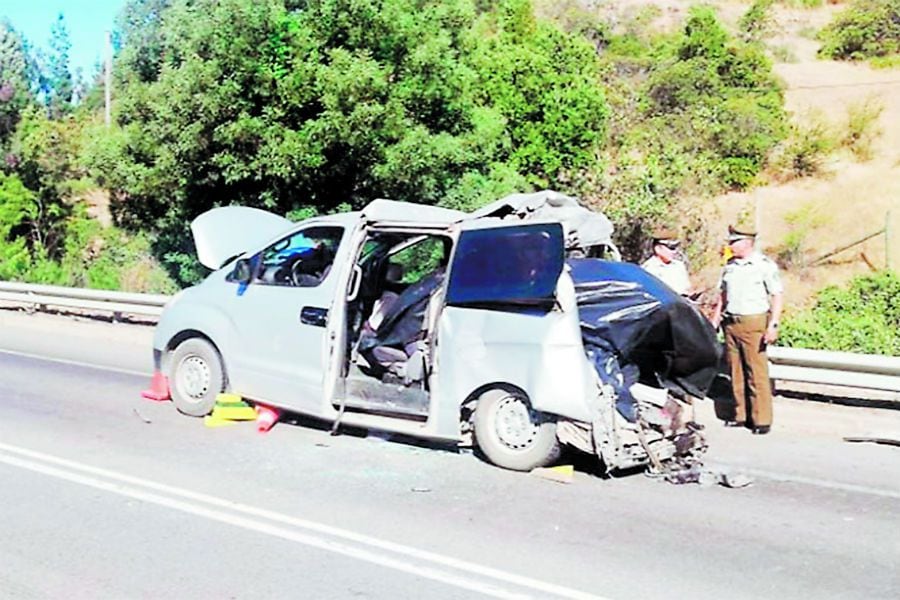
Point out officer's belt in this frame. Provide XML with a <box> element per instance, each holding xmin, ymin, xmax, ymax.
<box><xmin>722</xmin><ymin>313</ymin><xmax>768</xmax><ymax>324</ymax></box>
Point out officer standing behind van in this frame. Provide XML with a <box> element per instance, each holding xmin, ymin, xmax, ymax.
<box><xmin>711</xmin><ymin>225</ymin><xmax>783</xmax><ymax>435</ymax></box>
<box><xmin>641</xmin><ymin>228</ymin><xmax>691</xmax><ymax>296</ymax></box>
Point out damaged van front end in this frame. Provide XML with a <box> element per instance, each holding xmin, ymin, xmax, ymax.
<box><xmin>557</xmin><ymin>259</ymin><xmax>718</xmax><ymax>476</ymax></box>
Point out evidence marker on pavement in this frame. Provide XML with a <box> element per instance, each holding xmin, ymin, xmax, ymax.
<box><xmin>203</xmin><ymin>393</ymin><xmax>256</xmax><ymax>427</ymax></box>
<box><xmin>203</xmin><ymin>393</ymin><xmax>282</xmax><ymax>433</ymax></box>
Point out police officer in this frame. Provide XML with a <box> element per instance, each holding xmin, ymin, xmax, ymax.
<box><xmin>712</xmin><ymin>225</ymin><xmax>783</xmax><ymax>435</ymax></box>
<box><xmin>641</xmin><ymin>227</ymin><xmax>691</xmax><ymax>296</ymax></box>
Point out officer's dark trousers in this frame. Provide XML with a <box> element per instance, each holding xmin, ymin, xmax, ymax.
<box><xmin>724</xmin><ymin>313</ymin><xmax>773</xmax><ymax>427</ymax></box>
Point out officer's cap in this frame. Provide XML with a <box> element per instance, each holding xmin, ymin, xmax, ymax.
<box><xmin>651</xmin><ymin>227</ymin><xmax>679</xmax><ymax>242</ymax></box>
<box><xmin>727</xmin><ymin>224</ymin><xmax>757</xmax><ymax>242</ymax></box>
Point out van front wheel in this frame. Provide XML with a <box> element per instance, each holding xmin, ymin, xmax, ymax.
<box><xmin>473</xmin><ymin>389</ymin><xmax>560</xmax><ymax>471</ymax></box>
<box><xmin>169</xmin><ymin>338</ymin><xmax>225</xmax><ymax>417</ymax></box>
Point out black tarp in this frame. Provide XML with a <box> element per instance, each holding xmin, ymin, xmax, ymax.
<box><xmin>568</xmin><ymin>259</ymin><xmax>720</xmax><ymax>419</ymax></box>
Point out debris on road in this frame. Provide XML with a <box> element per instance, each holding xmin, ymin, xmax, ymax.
<box><xmin>719</xmin><ymin>472</ymin><xmax>754</xmax><ymax>488</ymax></box>
<box><xmin>843</xmin><ymin>435</ymin><xmax>900</xmax><ymax>447</ymax></box>
<box><xmin>530</xmin><ymin>465</ymin><xmax>575</xmax><ymax>484</ymax></box>
<box><xmin>651</xmin><ymin>464</ymin><xmax>754</xmax><ymax>489</ymax></box>
<box><xmin>410</xmin><ymin>486</ymin><xmax>432</xmax><ymax>493</ymax></box>
<box><xmin>132</xmin><ymin>407</ymin><xmax>152</xmax><ymax>424</ymax></box>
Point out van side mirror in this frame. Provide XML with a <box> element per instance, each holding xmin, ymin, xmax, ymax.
<box><xmin>233</xmin><ymin>258</ymin><xmax>253</xmax><ymax>284</ymax></box>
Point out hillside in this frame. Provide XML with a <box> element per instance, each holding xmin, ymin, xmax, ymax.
<box><xmin>608</xmin><ymin>0</ymin><xmax>899</xmax><ymax>309</ymax></box>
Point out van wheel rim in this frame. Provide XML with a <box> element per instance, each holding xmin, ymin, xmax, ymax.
<box><xmin>177</xmin><ymin>355</ymin><xmax>211</xmax><ymax>401</ymax></box>
<box><xmin>494</xmin><ymin>395</ymin><xmax>539</xmax><ymax>450</ymax></box>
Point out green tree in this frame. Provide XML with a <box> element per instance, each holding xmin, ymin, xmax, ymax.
<box><xmin>0</xmin><ymin>173</ymin><xmax>34</xmax><ymax>279</ymax></box>
<box><xmin>8</xmin><ymin>106</ymin><xmax>84</xmax><ymax>257</ymax></box>
<box><xmin>0</xmin><ymin>20</ymin><xmax>32</xmax><ymax>150</ymax></box>
<box><xmin>781</xmin><ymin>271</ymin><xmax>900</xmax><ymax>355</ymax></box>
<box><xmin>92</xmin><ymin>0</ymin><xmax>608</xmax><ymax>283</ymax></box>
<box><xmin>43</xmin><ymin>14</ymin><xmax>74</xmax><ymax>118</ymax></box>
<box><xmin>467</xmin><ymin>0</ymin><xmax>608</xmax><ymax>185</ymax></box>
<box><xmin>115</xmin><ymin>0</ymin><xmax>172</xmax><ymax>84</ymax></box>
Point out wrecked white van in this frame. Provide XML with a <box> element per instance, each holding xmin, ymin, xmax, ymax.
<box><xmin>146</xmin><ymin>192</ymin><xmax>719</xmax><ymax>474</ymax></box>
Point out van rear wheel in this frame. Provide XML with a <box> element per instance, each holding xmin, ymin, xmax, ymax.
<box><xmin>473</xmin><ymin>389</ymin><xmax>560</xmax><ymax>471</ymax></box>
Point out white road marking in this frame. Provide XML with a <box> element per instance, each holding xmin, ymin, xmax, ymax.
<box><xmin>0</xmin><ymin>348</ymin><xmax>149</xmax><ymax>377</ymax></box>
<box><xmin>0</xmin><ymin>442</ymin><xmax>608</xmax><ymax>600</ymax></box>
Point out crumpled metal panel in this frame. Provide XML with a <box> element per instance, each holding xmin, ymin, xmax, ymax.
<box><xmin>466</xmin><ymin>190</ymin><xmax>615</xmax><ymax>251</ymax></box>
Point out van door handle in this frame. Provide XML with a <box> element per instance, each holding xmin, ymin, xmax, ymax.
<box><xmin>300</xmin><ymin>306</ymin><xmax>328</xmax><ymax>327</ymax></box>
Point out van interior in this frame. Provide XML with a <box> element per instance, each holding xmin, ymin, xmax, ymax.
<box><xmin>338</xmin><ymin>231</ymin><xmax>453</xmax><ymax>418</ymax></box>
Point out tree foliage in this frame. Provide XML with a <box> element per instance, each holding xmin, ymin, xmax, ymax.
<box><xmin>93</xmin><ymin>0</ymin><xmax>609</xmax><ymax>283</ymax></box>
<box><xmin>0</xmin><ymin>20</ymin><xmax>31</xmax><ymax>150</ymax></box>
<box><xmin>43</xmin><ymin>14</ymin><xmax>75</xmax><ymax>119</ymax></box>
<box><xmin>573</xmin><ymin>5</ymin><xmax>786</xmax><ymax>261</ymax></box>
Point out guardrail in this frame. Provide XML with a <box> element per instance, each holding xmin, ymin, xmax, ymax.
<box><xmin>1</xmin><ymin>282</ymin><xmax>898</xmax><ymax>395</ymax></box>
<box><xmin>768</xmin><ymin>346</ymin><xmax>900</xmax><ymax>394</ymax></box>
<box><xmin>0</xmin><ymin>282</ymin><xmax>170</xmax><ymax>317</ymax></box>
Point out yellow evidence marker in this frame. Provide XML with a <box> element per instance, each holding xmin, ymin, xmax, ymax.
<box><xmin>209</xmin><ymin>393</ymin><xmax>257</xmax><ymax>421</ymax></box>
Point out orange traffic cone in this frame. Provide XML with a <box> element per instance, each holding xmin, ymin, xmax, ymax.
<box><xmin>141</xmin><ymin>370</ymin><xmax>170</xmax><ymax>401</ymax></box>
<box><xmin>255</xmin><ymin>404</ymin><xmax>280</xmax><ymax>433</ymax></box>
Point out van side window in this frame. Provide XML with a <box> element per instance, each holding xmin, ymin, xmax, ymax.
<box><xmin>388</xmin><ymin>236</ymin><xmax>449</xmax><ymax>285</ymax></box>
<box><xmin>252</xmin><ymin>226</ymin><xmax>344</xmax><ymax>287</ymax></box>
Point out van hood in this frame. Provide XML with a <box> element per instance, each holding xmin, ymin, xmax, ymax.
<box><xmin>191</xmin><ymin>206</ymin><xmax>293</xmax><ymax>270</ymax></box>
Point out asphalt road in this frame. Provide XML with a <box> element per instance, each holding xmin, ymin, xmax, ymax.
<box><xmin>1</xmin><ymin>311</ymin><xmax>899</xmax><ymax>599</ymax></box>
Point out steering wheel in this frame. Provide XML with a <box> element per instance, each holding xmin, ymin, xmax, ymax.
<box><xmin>291</xmin><ymin>259</ymin><xmax>319</xmax><ymax>287</ymax></box>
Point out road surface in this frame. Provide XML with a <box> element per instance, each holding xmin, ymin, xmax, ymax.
<box><xmin>1</xmin><ymin>310</ymin><xmax>899</xmax><ymax>599</ymax></box>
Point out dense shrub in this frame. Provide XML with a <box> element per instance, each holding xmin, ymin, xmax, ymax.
<box><xmin>818</xmin><ymin>0</ymin><xmax>900</xmax><ymax>60</ymax></box>
<box><xmin>781</xmin><ymin>271</ymin><xmax>900</xmax><ymax>356</ymax></box>
<box><xmin>0</xmin><ymin>172</ymin><xmax>177</xmax><ymax>292</ymax></box>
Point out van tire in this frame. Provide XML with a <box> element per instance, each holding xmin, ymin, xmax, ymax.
<box><xmin>169</xmin><ymin>338</ymin><xmax>225</xmax><ymax>417</ymax></box>
<box><xmin>473</xmin><ymin>389</ymin><xmax>560</xmax><ymax>471</ymax></box>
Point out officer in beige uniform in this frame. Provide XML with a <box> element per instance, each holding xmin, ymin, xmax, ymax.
<box><xmin>641</xmin><ymin>228</ymin><xmax>691</xmax><ymax>296</ymax></box>
<box><xmin>712</xmin><ymin>225</ymin><xmax>783</xmax><ymax>435</ymax></box>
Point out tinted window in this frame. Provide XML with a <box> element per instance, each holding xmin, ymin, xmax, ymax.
<box><xmin>446</xmin><ymin>223</ymin><xmax>564</xmax><ymax>306</ymax></box>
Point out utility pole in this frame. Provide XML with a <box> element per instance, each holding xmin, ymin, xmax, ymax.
<box><xmin>887</xmin><ymin>210</ymin><xmax>892</xmax><ymax>271</ymax></box>
<box><xmin>104</xmin><ymin>30</ymin><xmax>112</xmax><ymax>127</ymax></box>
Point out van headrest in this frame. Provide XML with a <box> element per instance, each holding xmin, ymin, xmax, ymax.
<box><xmin>385</xmin><ymin>263</ymin><xmax>404</xmax><ymax>284</ymax></box>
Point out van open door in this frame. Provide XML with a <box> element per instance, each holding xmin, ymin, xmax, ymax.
<box><xmin>446</xmin><ymin>222</ymin><xmax>565</xmax><ymax>308</ymax></box>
